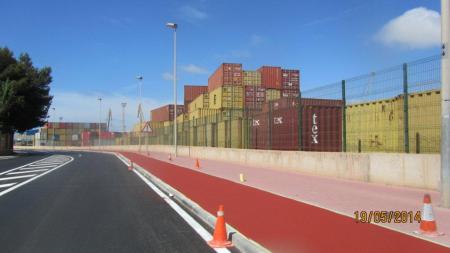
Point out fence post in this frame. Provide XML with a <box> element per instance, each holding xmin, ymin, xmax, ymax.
<box><xmin>416</xmin><ymin>132</ymin><xmax>420</xmax><ymax>154</ymax></box>
<box><xmin>268</xmin><ymin>101</ymin><xmax>273</xmax><ymax>150</ymax></box>
<box><xmin>298</xmin><ymin>92</ymin><xmax>302</xmax><ymax>151</ymax></box>
<box><xmin>403</xmin><ymin>63</ymin><xmax>410</xmax><ymax>153</ymax></box>
<box><xmin>342</xmin><ymin>80</ymin><xmax>347</xmax><ymax>152</ymax></box>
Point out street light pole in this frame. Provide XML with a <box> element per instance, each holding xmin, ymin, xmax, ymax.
<box><xmin>121</xmin><ymin>102</ymin><xmax>127</xmax><ymax>145</ymax></box>
<box><xmin>98</xmin><ymin>98</ymin><xmax>102</xmax><ymax>147</ymax></box>
<box><xmin>52</xmin><ymin>107</ymin><xmax>55</xmax><ymax>149</ymax></box>
<box><xmin>441</xmin><ymin>0</ymin><xmax>450</xmax><ymax>208</ymax></box>
<box><xmin>137</xmin><ymin>76</ymin><xmax>143</xmax><ymax>150</ymax></box>
<box><xmin>59</xmin><ymin>117</ymin><xmax>63</xmax><ymax>146</ymax></box>
<box><xmin>166</xmin><ymin>22</ymin><xmax>178</xmax><ymax>157</ymax></box>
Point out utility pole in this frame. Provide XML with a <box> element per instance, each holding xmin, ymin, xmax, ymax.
<box><xmin>52</xmin><ymin>107</ymin><xmax>55</xmax><ymax>149</ymax></box>
<box><xmin>59</xmin><ymin>117</ymin><xmax>63</xmax><ymax>146</ymax></box>
<box><xmin>166</xmin><ymin>22</ymin><xmax>178</xmax><ymax>156</ymax></box>
<box><xmin>98</xmin><ymin>98</ymin><xmax>102</xmax><ymax>147</ymax></box>
<box><xmin>137</xmin><ymin>76</ymin><xmax>143</xmax><ymax>150</ymax></box>
<box><xmin>441</xmin><ymin>0</ymin><xmax>450</xmax><ymax>208</ymax></box>
<box><xmin>121</xmin><ymin>103</ymin><xmax>127</xmax><ymax>133</ymax></box>
<box><xmin>121</xmin><ymin>102</ymin><xmax>127</xmax><ymax>145</ymax></box>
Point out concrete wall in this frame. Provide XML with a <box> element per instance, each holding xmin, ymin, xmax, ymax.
<box><xmin>16</xmin><ymin>145</ymin><xmax>441</xmax><ymax>191</ymax></box>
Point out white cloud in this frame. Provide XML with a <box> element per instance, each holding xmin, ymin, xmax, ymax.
<box><xmin>181</xmin><ymin>64</ymin><xmax>208</xmax><ymax>74</ymax></box>
<box><xmin>162</xmin><ymin>72</ymin><xmax>174</xmax><ymax>81</ymax></box>
<box><xmin>49</xmin><ymin>91</ymin><xmax>168</xmax><ymax>131</ymax></box>
<box><xmin>179</xmin><ymin>5</ymin><xmax>207</xmax><ymax>22</ymax></box>
<box><xmin>376</xmin><ymin>7</ymin><xmax>440</xmax><ymax>49</ymax></box>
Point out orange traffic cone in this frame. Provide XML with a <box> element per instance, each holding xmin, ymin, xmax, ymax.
<box><xmin>414</xmin><ymin>194</ymin><xmax>444</xmax><ymax>237</ymax></box>
<box><xmin>168</xmin><ymin>154</ymin><xmax>172</xmax><ymax>161</ymax></box>
<box><xmin>208</xmin><ymin>205</ymin><xmax>232</xmax><ymax>248</ymax></box>
<box><xmin>195</xmin><ymin>158</ymin><xmax>200</xmax><ymax>169</ymax></box>
<box><xmin>128</xmin><ymin>161</ymin><xmax>133</xmax><ymax>171</ymax></box>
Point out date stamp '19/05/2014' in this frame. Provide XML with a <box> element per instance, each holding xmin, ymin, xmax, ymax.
<box><xmin>354</xmin><ymin>211</ymin><xmax>421</xmax><ymax>224</ymax></box>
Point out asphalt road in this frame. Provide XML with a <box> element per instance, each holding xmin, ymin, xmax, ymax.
<box><xmin>0</xmin><ymin>151</ymin><xmax>216</xmax><ymax>253</ymax></box>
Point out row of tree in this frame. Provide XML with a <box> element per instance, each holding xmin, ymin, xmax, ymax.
<box><xmin>0</xmin><ymin>47</ymin><xmax>52</xmax><ymax>154</ymax></box>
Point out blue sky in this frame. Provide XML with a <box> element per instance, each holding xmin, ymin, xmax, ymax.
<box><xmin>1</xmin><ymin>0</ymin><xmax>442</xmax><ymax>130</ymax></box>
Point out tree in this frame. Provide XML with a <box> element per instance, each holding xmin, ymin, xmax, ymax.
<box><xmin>0</xmin><ymin>47</ymin><xmax>53</xmax><ymax>154</ymax></box>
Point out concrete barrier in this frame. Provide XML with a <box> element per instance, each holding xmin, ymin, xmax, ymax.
<box><xmin>16</xmin><ymin>145</ymin><xmax>440</xmax><ymax>191</ymax></box>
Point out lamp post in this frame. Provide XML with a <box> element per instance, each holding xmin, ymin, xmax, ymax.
<box><xmin>166</xmin><ymin>22</ymin><xmax>178</xmax><ymax>156</ymax></box>
<box><xmin>441</xmin><ymin>0</ymin><xmax>450</xmax><ymax>208</ymax></box>
<box><xmin>98</xmin><ymin>98</ymin><xmax>102</xmax><ymax>147</ymax></box>
<box><xmin>136</xmin><ymin>76</ymin><xmax>143</xmax><ymax>150</ymax></box>
<box><xmin>52</xmin><ymin>107</ymin><xmax>55</xmax><ymax>148</ymax></box>
<box><xmin>59</xmin><ymin>117</ymin><xmax>63</xmax><ymax>146</ymax></box>
<box><xmin>121</xmin><ymin>102</ymin><xmax>127</xmax><ymax>145</ymax></box>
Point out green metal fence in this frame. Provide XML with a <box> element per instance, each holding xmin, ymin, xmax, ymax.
<box><xmin>86</xmin><ymin>55</ymin><xmax>443</xmax><ymax>153</ymax></box>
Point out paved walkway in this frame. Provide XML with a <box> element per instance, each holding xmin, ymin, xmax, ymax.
<box><xmin>134</xmin><ymin>148</ymin><xmax>450</xmax><ymax>248</ymax></box>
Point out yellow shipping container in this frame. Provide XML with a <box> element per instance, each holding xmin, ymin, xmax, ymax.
<box><xmin>407</xmin><ymin>90</ymin><xmax>440</xmax><ymax>153</ymax></box>
<box><xmin>132</xmin><ymin>122</ymin><xmax>145</xmax><ymax>132</ymax></box>
<box><xmin>346</xmin><ymin>98</ymin><xmax>403</xmax><ymax>152</ymax></box>
<box><xmin>177</xmin><ymin>113</ymin><xmax>188</xmax><ymax>123</ymax></box>
<box><xmin>346</xmin><ymin>89</ymin><xmax>440</xmax><ymax>153</ymax></box>
<box><xmin>209</xmin><ymin>86</ymin><xmax>243</xmax><ymax>109</ymax></box>
<box><xmin>243</xmin><ymin>71</ymin><xmax>261</xmax><ymax>86</ymax></box>
<box><xmin>188</xmin><ymin>93</ymin><xmax>209</xmax><ymax>113</ymax></box>
<box><xmin>163</xmin><ymin>121</ymin><xmax>172</xmax><ymax>127</ymax></box>
<box><xmin>266</xmin><ymin>89</ymin><xmax>281</xmax><ymax>101</ymax></box>
<box><xmin>217</xmin><ymin>119</ymin><xmax>242</xmax><ymax>148</ymax></box>
<box><xmin>188</xmin><ymin>108</ymin><xmax>221</xmax><ymax>121</ymax></box>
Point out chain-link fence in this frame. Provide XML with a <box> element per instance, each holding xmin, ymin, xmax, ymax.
<box><xmin>40</xmin><ymin>55</ymin><xmax>442</xmax><ymax>154</ymax></box>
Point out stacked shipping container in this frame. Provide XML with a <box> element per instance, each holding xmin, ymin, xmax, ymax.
<box><xmin>281</xmin><ymin>69</ymin><xmax>300</xmax><ymax>98</ymax></box>
<box><xmin>41</xmin><ymin>122</ymin><xmax>108</xmax><ymax>146</ymax></box>
<box><xmin>245</xmin><ymin>86</ymin><xmax>266</xmax><ymax>109</ymax></box>
<box><xmin>209</xmin><ymin>86</ymin><xmax>243</xmax><ymax>109</ymax></box>
<box><xmin>243</xmin><ymin>71</ymin><xmax>261</xmax><ymax>86</ymax></box>
<box><xmin>208</xmin><ymin>63</ymin><xmax>243</xmax><ymax>91</ymax></box>
<box><xmin>151</xmin><ymin>104</ymin><xmax>185</xmax><ymax>122</ymax></box>
<box><xmin>184</xmin><ymin>85</ymin><xmax>208</xmax><ymax>106</ymax></box>
<box><xmin>258</xmin><ymin>66</ymin><xmax>282</xmax><ymax>89</ymax></box>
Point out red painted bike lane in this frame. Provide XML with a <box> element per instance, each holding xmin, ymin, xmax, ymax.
<box><xmin>120</xmin><ymin>151</ymin><xmax>450</xmax><ymax>253</ymax></box>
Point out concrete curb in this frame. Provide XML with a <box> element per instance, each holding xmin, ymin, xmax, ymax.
<box><xmin>115</xmin><ymin>152</ymin><xmax>270</xmax><ymax>253</ymax></box>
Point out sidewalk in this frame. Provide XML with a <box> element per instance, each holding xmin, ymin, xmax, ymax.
<box><xmin>120</xmin><ymin>150</ymin><xmax>450</xmax><ymax>252</ymax></box>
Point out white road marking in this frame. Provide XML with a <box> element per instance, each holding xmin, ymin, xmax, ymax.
<box><xmin>30</xmin><ymin>162</ymin><xmax>61</xmax><ymax>167</ymax></box>
<box><xmin>116</xmin><ymin>155</ymin><xmax>230</xmax><ymax>253</ymax></box>
<box><xmin>0</xmin><ymin>156</ymin><xmax>16</xmax><ymax>160</ymax></box>
<box><xmin>7</xmin><ymin>169</ymin><xmax>48</xmax><ymax>175</ymax></box>
<box><xmin>0</xmin><ymin>155</ymin><xmax>74</xmax><ymax>197</ymax></box>
<box><xmin>24</xmin><ymin>164</ymin><xmax>61</xmax><ymax>169</ymax></box>
<box><xmin>0</xmin><ymin>174</ymin><xmax>36</xmax><ymax>181</ymax></box>
<box><xmin>0</xmin><ymin>183</ymin><xmax>16</xmax><ymax>188</ymax></box>
<box><xmin>0</xmin><ymin>156</ymin><xmax>55</xmax><ymax>176</ymax></box>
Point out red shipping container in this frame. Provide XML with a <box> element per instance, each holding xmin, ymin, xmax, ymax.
<box><xmin>151</xmin><ymin>104</ymin><xmax>185</xmax><ymax>122</ymax></box>
<box><xmin>301</xmin><ymin>99</ymin><xmax>343</xmax><ymax>152</ymax></box>
<box><xmin>184</xmin><ymin>85</ymin><xmax>208</xmax><ymax>106</ymax></box>
<box><xmin>208</xmin><ymin>63</ymin><xmax>242</xmax><ymax>91</ymax></box>
<box><xmin>81</xmin><ymin>131</ymin><xmax>91</xmax><ymax>146</ymax></box>
<box><xmin>245</xmin><ymin>86</ymin><xmax>266</xmax><ymax>109</ymax></box>
<box><xmin>281</xmin><ymin>69</ymin><xmax>300</xmax><ymax>90</ymax></box>
<box><xmin>258</xmin><ymin>66</ymin><xmax>281</xmax><ymax>89</ymax></box>
<box><xmin>262</xmin><ymin>97</ymin><xmax>298</xmax><ymax>112</ymax></box>
<box><xmin>251</xmin><ymin>97</ymin><xmax>343</xmax><ymax>151</ymax></box>
<box><xmin>271</xmin><ymin>108</ymin><xmax>299</xmax><ymax>150</ymax></box>
<box><xmin>281</xmin><ymin>89</ymin><xmax>300</xmax><ymax>98</ymax></box>
<box><xmin>250</xmin><ymin>112</ymin><xmax>269</xmax><ymax>150</ymax></box>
